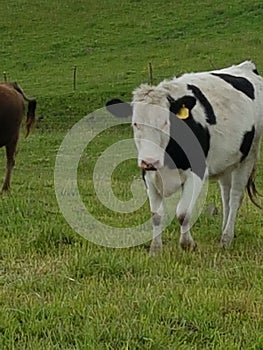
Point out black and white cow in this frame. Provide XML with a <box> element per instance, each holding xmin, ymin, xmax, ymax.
<box><xmin>106</xmin><ymin>61</ymin><xmax>263</xmax><ymax>254</ymax></box>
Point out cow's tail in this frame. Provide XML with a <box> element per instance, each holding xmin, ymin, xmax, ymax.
<box><xmin>246</xmin><ymin>164</ymin><xmax>263</xmax><ymax>209</ymax></box>
<box><xmin>25</xmin><ymin>99</ymin><xmax>37</xmax><ymax>137</ymax></box>
<box><xmin>11</xmin><ymin>82</ymin><xmax>37</xmax><ymax>137</ymax></box>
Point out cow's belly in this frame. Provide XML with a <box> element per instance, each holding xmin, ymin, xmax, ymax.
<box><xmin>146</xmin><ymin>167</ymin><xmax>186</xmax><ymax>197</ymax></box>
<box><xmin>206</xmin><ymin>150</ymin><xmax>240</xmax><ymax>178</ymax></box>
<box><xmin>205</xmin><ymin>125</ymin><xmax>249</xmax><ymax>177</ymax></box>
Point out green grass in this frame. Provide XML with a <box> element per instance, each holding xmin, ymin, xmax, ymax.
<box><xmin>1</xmin><ymin>0</ymin><xmax>263</xmax><ymax>349</ymax></box>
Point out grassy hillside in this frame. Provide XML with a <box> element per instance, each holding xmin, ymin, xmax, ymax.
<box><xmin>1</xmin><ymin>0</ymin><xmax>263</xmax><ymax>115</ymax></box>
<box><xmin>0</xmin><ymin>1</ymin><xmax>263</xmax><ymax>349</ymax></box>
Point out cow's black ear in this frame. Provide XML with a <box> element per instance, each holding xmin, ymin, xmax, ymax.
<box><xmin>168</xmin><ymin>95</ymin><xmax>196</xmax><ymax>115</ymax></box>
<box><xmin>180</xmin><ymin>96</ymin><xmax>196</xmax><ymax>110</ymax></box>
<box><xmin>106</xmin><ymin>98</ymin><xmax>132</xmax><ymax>118</ymax></box>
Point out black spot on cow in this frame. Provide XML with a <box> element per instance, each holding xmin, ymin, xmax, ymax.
<box><xmin>240</xmin><ymin>126</ymin><xmax>255</xmax><ymax>162</ymax></box>
<box><xmin>211</xmin><ymin>73</ymin><xmax>255</xmax><ymax>100</ymax></box>
<box><xmin>253</xmin><ymin>68</ymin><xmax>259</xmax><ymax>75</ymax></box>
<box><xmin>187</xmin><ymin>84</ymin><xmax>216</xmax><ymax>125</ymax></box>
<box><xmin>165</xmin><ymin>96</ymin><xmax>210</xmax><ymax>179</ymax></box>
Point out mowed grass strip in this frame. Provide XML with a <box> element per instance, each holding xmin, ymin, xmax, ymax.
<box><xmin>0</xmin><ymin>0</ymin><xmax>263</xmax><ymax>349</ymax></box>
<box><xmin>1</xmin><ymin>245</ymin><xmax>263</xmax><ymax>349</ymax></box>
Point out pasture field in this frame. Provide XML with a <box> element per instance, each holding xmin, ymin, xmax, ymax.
<box><xmin>1</xmin><ymin>0</ymin><xmax>263</xmax><ymax>349</ymax></box>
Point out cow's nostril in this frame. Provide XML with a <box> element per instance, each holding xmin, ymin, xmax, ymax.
<box><xmin>140</xmin><ymin>160</ymin><xmax>149</xmax><ymax>168</ymax></box>
<box><xmin>141</xmin><ymin>159</ymin><xmax>159</xmax><ymax>170</ymax></box>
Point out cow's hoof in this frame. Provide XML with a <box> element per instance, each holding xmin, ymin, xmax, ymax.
<box><xmin>220</xmin><ymin>236</ymin><xmax>233</xmax><ymax>248</ymax></box>
<box><xmin>149</xmin><ymin>242</ymin><xmax>162</xmax><ymax>256</ymax></box>
<box><xmin>180</xmin><ymin>238</ymin><xmax>198</xmax><ymax>251</ymax></box>
<box><xmin>220</xmin><ymin>232</ymin><xmax>234</xmax><ymax>248</ymax></box>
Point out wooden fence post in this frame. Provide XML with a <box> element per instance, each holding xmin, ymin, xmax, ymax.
<box><xmin>148</xmin><ymin>62</ymin><xmax>153</xmax><ymax>85</ymax></box>
<box><xmin>73</xmin><ymin>66</ymin><xmax>77</xmax><ymax>91</ymax></box>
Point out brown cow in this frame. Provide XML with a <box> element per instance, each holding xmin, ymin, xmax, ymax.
<box><xmin>0</xmin><ymin>82</ymin><xmax>36</xmax><ymax>192</ymax></box>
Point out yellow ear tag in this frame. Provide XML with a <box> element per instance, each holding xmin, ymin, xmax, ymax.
<box><xmin>177</xmin><ymin>105</ymin><xmax>189</xmax><ymax>119</ymax></box>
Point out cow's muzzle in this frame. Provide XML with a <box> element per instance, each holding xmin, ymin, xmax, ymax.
<box><xmin>140</xmin><ymin>159</ymin><xmax>160</xmax><ymax>171</ymax></box>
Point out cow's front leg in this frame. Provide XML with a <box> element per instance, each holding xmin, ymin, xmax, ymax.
<box><xmin>147</xmin><ymin>182</ymin><xmax>165</xmax><ymax>256</ymax></box>
<box><xmin>176</xmin><ymin>172</ymin><xmax>203</xmax><ymax>250</ymax></box>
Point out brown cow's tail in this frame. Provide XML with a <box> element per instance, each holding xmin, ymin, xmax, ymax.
<box><xmin>11</xmin><ymin>82</ymin><xmax>37</xmax><ymax>137</ymax></box>
<box><xmin>246</xmin><ymin>164</ymin><xmax>263</xmax><ymax>209</ymax></box>
<box><xmin>25</xmin><ymin>99</ymin><xmax>37</xmax><ymax>137</ymax></box>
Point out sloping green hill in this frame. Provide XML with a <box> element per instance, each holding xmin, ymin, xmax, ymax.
<box><xmin>1</xmin><ymin>0</ymin><xmax>263</xmax><ymax>115</ymax></box>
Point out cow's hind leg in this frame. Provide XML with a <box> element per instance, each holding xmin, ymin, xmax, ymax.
<box><xmin>220</xmin><ymin>154</ymin><xmax>257</xmax><ymax>247</ymax></box>
<box><xmin>218</xmin><ymin>172</ymin><xmax>231</xmax><ymax>232</ymax></box>
<box><xmin>2</xmin><ymin>139</ymin><xmax>18</xmax><ymax>192</ymax></box>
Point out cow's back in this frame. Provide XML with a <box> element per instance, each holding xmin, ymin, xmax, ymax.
<box><xmin>193</xmin><ymin>64</ymin><xmax>263</xmax><ymax>175</ymax></box>
<box><xmin>177</xmin><ymin>61</ymin><xmax>263</xmax><ymax>130</ymax></box>
<box><xmin>0</xmin><ymin>84</ymin><xmax>24</xmax><ymax>147</ymax></box>
<box><xmin>160</xmin><ymin>61</ymin><xmax>263</xmax><ymax>177</ymax></box>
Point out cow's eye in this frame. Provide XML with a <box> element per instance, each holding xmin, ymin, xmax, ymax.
<box><xmin>133</xmin><ymin>122</ymin><xmax>139</xmax><ymax>129</ymax></box>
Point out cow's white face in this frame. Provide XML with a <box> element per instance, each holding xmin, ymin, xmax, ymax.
<box><xmin>132</xmin><ymin>102</ymin><xmax>170</xmax><ymax>170</ymax></box>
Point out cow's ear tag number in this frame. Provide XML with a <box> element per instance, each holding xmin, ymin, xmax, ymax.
<box><xmin>177</xmin><ymin>105</ymin><xmax>189</xmax><ymax>119</ymax></box>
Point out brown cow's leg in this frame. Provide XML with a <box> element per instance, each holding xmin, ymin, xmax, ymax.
<box><xmin>2</xmin><ymin>139</ymin><xmax>17</xmax><ymax>192</ymax></box>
